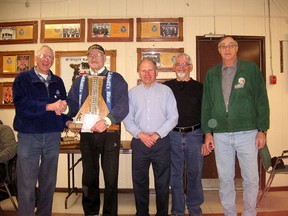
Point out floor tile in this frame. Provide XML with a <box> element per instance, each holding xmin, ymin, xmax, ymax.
<box><xmin>1</xmin><ymin>190</ymin><xmax>288</xmax><ymax>215</ymax></box>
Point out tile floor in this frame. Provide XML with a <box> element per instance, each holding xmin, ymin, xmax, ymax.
<box><xmin>1</xmin><ymin>190</ymin><xmax>288</xmax><ymax>215</ymax></box>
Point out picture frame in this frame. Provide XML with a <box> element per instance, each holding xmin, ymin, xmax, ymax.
<box><xmin>137</xmin><ymin>78</ymin><xmax>171</xmax><ymax>85</ymax></box>
<box><xmin>41</xmin><ymin>19</ymin><xmax>85</xmax><ymax>43</ymax></box>
<box><xmin>87</xmin><ymin>18</ymin><xmax>133</xmax><ymax>42</ymax></box>
<box><xmin>0</xmin><ymin>21</ymin><xmax>38</xmax><ymax>45</ymax></box>
<box><xmin>0</xmin><ymin>50</ymin><xmax>35</xmax><ymax>78</ymax></box>
<box><xmin>55</xmin><ymin>50</ymin><xmax>117</xmax><ymax>89</ymax></box>
<box><xmin>137</xmin><ymin>48</ymin><xmax>184</xmax><ymax>72</ymax></box>
<box><xmin>0</xmin><ymin>82</ymin><xmax>14</xmax><ymax>109</ymax></box>
<box><xmin>136</xmin><ymin>17</ymin><xmax>183</xmax><ymax>42</ymax></box>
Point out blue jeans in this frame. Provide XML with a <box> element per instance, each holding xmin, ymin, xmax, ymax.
<box><xmin>169</xmin><ymin>129</ymin><xmax>204</xmax><ymax>216</ymax></box>
<box><xmin>17</xmin><ymin>132</ymin><xmax>61</xmax><ymax>216</ymax></box>
<box><xmin>214</xmin><ymin>130</ymin><xmax>259</xmax><ymax>216</ymax></box>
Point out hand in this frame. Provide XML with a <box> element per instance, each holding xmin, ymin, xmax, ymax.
<box><xmin>138</xmin><ymin>132</ymin><xmax>157</xmax><ymax>148</ymax></box>
<box><xmin>150</xmin><ymin>132</ymin><xmax>160</xmax><ymax>142</ymax></box>
<box><xmin>204</xmin><ymin>133</ymin><xmax>215</xmax><ymax>153</ymax></box>
<box><xmin>201</xmin><ymin>143</ymin><xmax>211</xmax><ymax>156</ymax></box>
<box><xmin>256</xmin><ymin>131</ymin><xmax>266</xmax><ymax>149</ymax></box>
<box><xmin>46</xmin><ymin>100</ymin><xmax>67</xmax><ymax>115</ymax></box>
<box><xmin>66</xmin><ymin>120</ymin><xmax>73</xmax><ymax>128</ymax></box>
<box><xmin>90</xmin><ymin>119</ymin><xmax>107</xmax><ymax>133</ymax></box>
<box><xmin>59</xmin><ymin>100</ymin><xmax>67</xmax><ymax>113</ymax></box>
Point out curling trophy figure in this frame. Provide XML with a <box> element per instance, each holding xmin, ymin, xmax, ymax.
<box><xmin>70</xmin><ymin>75</ymin><xmax>110</xmax><ymax>132</ymax></box>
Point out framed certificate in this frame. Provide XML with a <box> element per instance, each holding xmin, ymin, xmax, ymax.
<box><xmin>0</xmin><ymin>51</ymin><xmax>35</xmax><ymax>78</ymax></box>
<box><xmin>87</xmin><ymin>18</ymin><xmax>133</xmax><ymax>42</ymax></box>
<box><xmin>137</xmin><ymin>48</ymin><xmax>184</xmax><ymax>72</ymax></box>
<box><xmin>3</xmin><ymin>56</ymin><xmax>17</xmax><ymax>73</ymax></box>
<box><xmin>41</xmin><ymin>19</ymin><xmax>85</xmax><ymax>43</ymax></box>
<box><xmin>0</xmin><ymin>21</ymin><xmax>38</xmax><ymax>44</ymax></box>
<box><xmin>0</xmin><ymin>82</ymin><xmax>14</xmax><ymax>109</ymax></box>
<box><xmin>136</xmin><ymin>18</ymin><xmax>183</xmax><ymax>42</ymax></box>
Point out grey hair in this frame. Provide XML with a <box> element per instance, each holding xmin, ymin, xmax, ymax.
<box><xmin>173</xmin><ymin>53</ymin><xmax>192</xmax><ymax>65</ymax></box>
<box><xmin>36</xmin><ymin>45</ymin><xmax>54</xmax><ymax>58</ymax></box>
<box><xmin>218</xmin><ymin>35</ymin><xmax>238</xmax><ymax>47</ymax></box>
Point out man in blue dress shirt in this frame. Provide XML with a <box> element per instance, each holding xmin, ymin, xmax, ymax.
<box><xmin>124</xmin><ymin>58</ymin><xmax>178</xmax><ymax>216</ymax></box>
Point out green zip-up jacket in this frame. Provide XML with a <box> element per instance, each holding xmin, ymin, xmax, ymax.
<box><xmin>201</xmin><ymin>60</ymin><xmax>269</xmax><ymax>134</ymax></box>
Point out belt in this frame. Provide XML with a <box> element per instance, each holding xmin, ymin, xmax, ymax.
<box><xmin>173</xmin><ymin>124</ymin><xmax>201</xmax><ymax>133</ymax></box>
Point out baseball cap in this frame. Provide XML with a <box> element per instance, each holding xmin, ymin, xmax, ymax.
<box><xmin>87</xmin><ymin>44</ymin><xmax>105</xmax><ymax>54</ymax></box>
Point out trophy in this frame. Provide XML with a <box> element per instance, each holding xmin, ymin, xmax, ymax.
<box><xmin>69</xmin><ymin>75</ymin><xmax>119</xmax><ymax>132</ymax></box>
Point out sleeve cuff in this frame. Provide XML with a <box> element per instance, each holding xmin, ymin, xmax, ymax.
<box><xmin>62</xmin><ymin>106</ymin><xmax>69</xmax><ymax>115</ymax></box>
<box><xmin>104</xmin><ymin>117</ymin><xmax>112</xmax><ymax>127</ymax></box>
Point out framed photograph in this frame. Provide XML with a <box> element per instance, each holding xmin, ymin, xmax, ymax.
<box><xmin>137</xmin><ymin>48</ymin><xmax>184</xmax><ymax>72</ymax></box>
<box><xmin>87</xmin><ymin>18</ymin><xmax>133</xmax><ymax>42</ymax></box>
<box><xmin>136</xmin><ymin>18</ymin><xmax>183</xmax><ymax>42</ymax></box>
<box><xmin>0</xmin><ymin>82</ymin><xmax>14</xmax><ymax>109</ymax></box>
<box><xmin>55</xmin><ymin>50</ymin><xmax>117</xmax><ymax>89</ymax></box>
<box><xmin>137</xmin><ymin>78</ymin><xmax>171</xmax><ymax>85</ymax></box>
<box><xmin>41</xmin><ymin>19</ymin><xmax>85</xmax><ymax>43</ymax></box>
<box><xmin>0</xmin><ymin>21</ymin><xmax>38</xmax><ymax>45</ymax></box>
<box><xmin>0</xmin><ymin>50</ymin><xmax>35</xmax><ymax>78</ymax></box>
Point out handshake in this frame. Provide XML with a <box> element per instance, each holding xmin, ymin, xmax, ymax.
<box><xmin>46</xmin><ymin>100</ymin><xmax>68</xmax><ymax>116</ymax></box>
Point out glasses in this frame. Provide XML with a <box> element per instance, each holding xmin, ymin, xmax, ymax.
<box><xmin>88</xmin><ymin>53</ymin><xmax>103</xmax><ymax>59</ymax></box>
<box><xmin>38</xmin><ymin>54</ymin><xmax>53</xmax><ymax>60</ymax></box>
<box><xmin>175</xmin><ymin>62</ymin><xmax>191</xmax><ymax>67</ymax></box>
<box><xmin>218</xmin><ymin>43</ymin><xmax>238</xmax><ymax>49</ymax></box>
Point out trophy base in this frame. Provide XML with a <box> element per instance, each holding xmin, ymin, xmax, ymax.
<box><xmin>68</xmin><ymin>122</ymin><xmax>83</xmax><ymax>130</ymax></box>
<box><xmin>60</xmin><ymin>136</ymin><xmax>80</xmax><ymax>147</ymax></box>
<box><xmin>68</xmin><ymin>122</ymin><xmax>120</xmax><ymax>132</ymax></box>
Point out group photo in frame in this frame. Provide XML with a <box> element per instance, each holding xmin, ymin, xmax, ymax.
<box><xmin>0</xmin><ymin>21</ymin><xmax>38</xmax><ymax>45</ymax></box>
<box><xmin>137</xmin><ymin>48</ymin><xmax>184</xmax><ymax>72</ymax></box>
<box><xmin>0</xmin><ymin>50</ymin><xmax>35</xmax><ymax>78</ymax></box>
<box><xmin>41</xmin><ymin>19</ymin><xmax>85</xmax><ymax>43</ymax></box>
<box><xmin>55</xmin><ymin>50</ymin><xmax>117</xmax><ymax>89</ymax></box>
<box><xmin>136</xmin><ymin>17</ymin><xmax>183</xmax><ymax>42</ymax></box>
<box><xmin>87</xmin><ymin>18</ymin><xmax>133</xmax><ymax>42</ymax></box>
<box><xmin>0</xmin><ymin>82</ymin><xmax>14</xmax><ymax>109</ymax></box>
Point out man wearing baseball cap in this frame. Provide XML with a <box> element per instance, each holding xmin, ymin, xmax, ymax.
<box><xmin>86</xmin><ymin>44</ymin><xmax>105</xmax><ymax>54</ymax></box>
<box><xmin>65</xmin><ymin>44</ymin><xmax>129</xmax><ymax>216</ymax></box>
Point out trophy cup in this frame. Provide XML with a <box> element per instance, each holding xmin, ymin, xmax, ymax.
<box><xmin>69</xmin><ymin>75</ymin><xmax>119</xmax><ymax>132</ymax></box>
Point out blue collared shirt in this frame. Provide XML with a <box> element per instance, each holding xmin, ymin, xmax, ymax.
<box><xmin>124</xmin><ymin>82</ymin><xmax>178</xmax><ymax>138</ymax></box>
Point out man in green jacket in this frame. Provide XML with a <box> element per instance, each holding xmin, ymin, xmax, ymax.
<box><xmin>201</xmin><ymin>36</ymin><xmax>269</xmax><ymax>216</ymax></box>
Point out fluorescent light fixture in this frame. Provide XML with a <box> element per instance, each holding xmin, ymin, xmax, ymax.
<box><xmin>204</xmin><ymin>33</ymin><xmax>225</xmax><ymax>38</ymax></box>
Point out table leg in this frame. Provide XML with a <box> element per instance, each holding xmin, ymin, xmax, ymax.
<box><xmin>64</xmin><ymin>153</ymin><xmax>82</xmax><ymax>209</ymax></box>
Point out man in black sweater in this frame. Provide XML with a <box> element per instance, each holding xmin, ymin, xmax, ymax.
<box><xmin>165</xmin><ymin>53</ymin><xmax>209</xmax><ymax>216</ymax></box>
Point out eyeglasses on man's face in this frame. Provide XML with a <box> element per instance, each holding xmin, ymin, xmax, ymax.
<box><xmin>87</xmin><ymin>53</ymin><xmax>103</xmax><ymax>59</ymax></box>
<box><xmin>175</xmin><ymin>62</ymin><xmax>191</xmax><ymax>67</ymax></box>
<box><xmin>38</xmin><ymin>54</ymin><xmax>53</xmax><ymax>60</ymax></box>
<box><xmin>218</xmin><ymin>43</ymin><xmax>238</xmax><ymax>50</ymax></box>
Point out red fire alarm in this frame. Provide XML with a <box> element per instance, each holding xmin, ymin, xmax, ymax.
<box><xmin>270</xmin><ymin>75</ymin><xmax>277</xmax><ymax>85</ymax></box>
